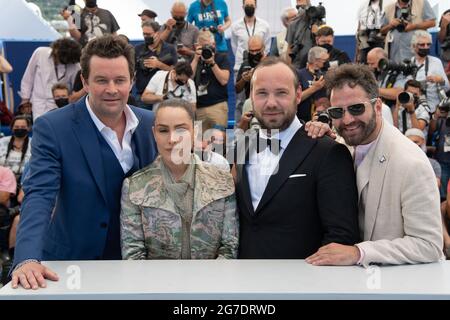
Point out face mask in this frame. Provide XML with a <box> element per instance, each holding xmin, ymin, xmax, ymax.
<box><xmin>248</xmin><ymin>52</ymin><xmax>262</xmax><ymax>67</ymax></box>
<box><xmin>173</xmin><ymin>16</ymin><xmax>185</xmax><ymax>26</ymax></box>
<box><xmin>417</xmin><ymin>48</ymin><xmax>430</xmax><ymax>57</ymax></box>
<box><xmin>175</xmin><ymin>79</ymin><xmax>186</xmax><ymax>86</ymax></box>
<box><xmin>400</xmin><ymin>0</ymin><xmax>410</xmax><ymax>4</ymax></box>
<box><xmin>85</xmin><ymin>0</ymin><xmax>97</xmax><ymax>8</ymax></box>
<box><xmin>321</xmin><ymin>61</ymin><xmax>330</xmax><ymax>72</ymax></box>
<box><xmin>55</xmin><ymin>98</ymin><xmax>69</xmax><ymax>108</ymax></box>
<box><xmin>244</xmin><ymin>6</ymin><xmax>255</xmax><ymax>17</ymax></box>
<box><xmin>13</xmin><ymin>128</ymin><xmax>28</xmax><ymax>138</ymax></box>
<box><xmin>320</xmin><ymin>43</ymin><xmax>333</xmax><ymax>52</ymax></box>
<box><xmin>144</xmin><ymin>36</ymin><xmax>154</xmax><ymax>46</ymax></box>
<box><xmin>211</xmin><ymin>143</ymin><xmax>225</xmax><ymax>156</ymax></box>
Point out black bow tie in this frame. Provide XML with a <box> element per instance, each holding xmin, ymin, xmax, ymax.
<box><xmin>257</xmin><ymin>137</ymin><xmax>281</xmax><ymax>155</ymax></box>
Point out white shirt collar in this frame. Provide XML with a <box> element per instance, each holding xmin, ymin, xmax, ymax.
<box><xmin>259</xmin><ymin>116</ymin><xmax>302</xmax><ymax>150</ymax></box>
<box><xmin>85</xmin><ymin>96</ymin><xmax>139</xmax><ymax>134</ymax></box>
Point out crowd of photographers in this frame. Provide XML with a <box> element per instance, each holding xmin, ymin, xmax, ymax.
<box><xmin>1</xmin><ymin>0</ymin><xmax>450</xmax><ymax>282</ymax></box>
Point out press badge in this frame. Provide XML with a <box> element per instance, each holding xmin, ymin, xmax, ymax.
<box><xmin>197</xmin><ymin>85</ymin><xmax>208</xmax><ymax>96</ymax></box>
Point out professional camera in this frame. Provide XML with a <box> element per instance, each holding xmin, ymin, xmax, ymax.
<box><xmin>437</xmin><ymin>83</ymin><xmax>450</xmax><ymax>113</ymax></box>
<box><xmin>398</xmin><ymin>91</ymin><xmax>430</xmax><ymax>111</ymax></box>
<box><xmin>378</xmin><ymin>58</ymin><xmax>417</xmax><ymax>76</ymax></box>
<box><xmin>366</xmin><ymin>29</ymin><xmax>384</xmax><ymax>46</ymax></box>
<box><xmin>317</xmin><ymin>111</ymin><xmax>331</xmax><ymax>125</ymax></box>
<box><xmin>201</xmin><ymin>45</ymin><xmax>215</xmax><ymax>60</ymax></box>
<box><xmin>306</xmin><ymin>2</ymin><xmax>326</xmax><ymax>26</ymax></box>
<box><xmin>241</xmin><ymin>51</ymin><xmax>253</xmax><ymax>72</ymax></box>
<box><xmin>209</xmin><ymin>25</ymin><xmax>218</xmax><ymax>34</ymax></box>
<box><xmin>395</xmin><ymin>8</ymin><xmax>411</xmax><ymax>32</ymax></box>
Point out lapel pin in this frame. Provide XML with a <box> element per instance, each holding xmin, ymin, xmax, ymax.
<box><xmin>379</xmin><ymin>155</ymin><xmax>386</xmax><ymax>163</ymax></box>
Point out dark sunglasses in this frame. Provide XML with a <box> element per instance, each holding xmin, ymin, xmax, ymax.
<box><xmin>327</xmin><ymin>98</ymin><xmax>377</xmax><ymax>119</ymax></box>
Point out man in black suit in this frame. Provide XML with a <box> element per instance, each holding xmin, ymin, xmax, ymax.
<box><xmin>235</xmin><ymin>57</ymin><xmax>360</xmax><ymax>258</ymax></box>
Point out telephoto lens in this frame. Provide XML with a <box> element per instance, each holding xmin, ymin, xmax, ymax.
<box><xmin>398</xmin><ymin>91</ymin><xmax>414</xmax><ymax>105</ymax></box>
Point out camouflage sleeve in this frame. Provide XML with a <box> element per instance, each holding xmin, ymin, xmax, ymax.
<box><xmin>120</xmin><ymin>178</ymin><xmax>147</xmax><ymax>260</ymax></box>
<box><xmin>217</xmin><ymin>194</ymin><xmax>239</xmax><ymax>259</ymax></box>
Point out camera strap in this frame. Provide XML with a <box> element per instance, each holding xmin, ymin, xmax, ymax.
<box><xmin>201</xmin><ymin>0</ymin><xmax>219</xmax><ymax>27</ymax></box>
<box><xmin>244</xmin><ymin>18</ymin><xmax>256</xmax><ymax>37</ymax></box>
<box><xmin>162</xmin><ymin>71</ymin><xmax>171</xmax><ymax>96</ymax></box>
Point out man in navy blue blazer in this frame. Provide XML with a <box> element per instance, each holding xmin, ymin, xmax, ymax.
<box><xmin>11</xmin><ymin>35</ymin><xmax>158</xmax><ymax>289</ymax></box>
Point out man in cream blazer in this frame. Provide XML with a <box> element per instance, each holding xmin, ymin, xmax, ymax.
<box><xmin>306</xmin><ymin>64</ymin><xmax>444</xmax><ymax>266</ymax></box>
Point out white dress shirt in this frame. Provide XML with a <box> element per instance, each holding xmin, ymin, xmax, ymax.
<box><xmin>85</xmin><ymin>97</ymin><xmax>139</xmax><ymax>173</ymax></box>
<box><xmin>246</xmin><ymin>116</ymin><xmax>302</xmax><ymax>210</ymax></box>
<box><xmin>230</xmin><ymin>16</ymin><xmax>271</xmax><ymax>71</ymax></box>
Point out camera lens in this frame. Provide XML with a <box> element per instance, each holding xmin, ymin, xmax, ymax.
<box><xmin>398</xmin><ymin>91</ymin><xmax>414</xmax><ymax>104</ymax></box>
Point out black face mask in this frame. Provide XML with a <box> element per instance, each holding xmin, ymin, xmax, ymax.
<box><xmin>144</xmin><ymin>36</ymin><xmax>154</xmax><ymax>46</ymax></box>
<box><xmin>400</xmin><ymin>0</ymin><xmax>410</xmax><ymax>4</ymax></box>
<box><xmin>320</xmin><ymin>43</ymin><xmax>333</xmax><ymax>52</ymax></box>
<box><xmin>244</xmin><ymin>6</ymin><xmax>255</xmax><ymax>17</ymax></box>
<box><xmin>13</xmin><ymin>128</ymin><xmax>28</xmax><ymax>138</ymax></box>
<box><xmin>55</xmin><ymin>98</ymin><xmax>69</xmax><ymax>108</ymax></box>
<box><xmin>175</xmin><ymin>79</ymin><xmax>186</xmax><ymax>86</ymax></box>
<box><xmin>85</xmin><ymin>0</ymin><xmax>97</xmax><ymax>8</ymax></box>
<box><xmin>321</xmin><ymin>61</ymin><xmax>330</xmax><ymax>72</ymax></box>
<box><xmin>417</xmin><ymin>48</ymin><xmax>430</xmax><ymax>57</ymax></box>
<box><xmin>173</xmin><ymin>16</ymin><xmax>185</xmax><ymax>26</ymax></box>
<box><xmin>248</xmin><ymin>52</ymin><xmax>262</xmax><ymax>67</ymax></box>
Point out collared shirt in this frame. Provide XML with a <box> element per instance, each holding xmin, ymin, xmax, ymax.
<box><xmin>85</xmin><ymin>97</ymin><xmax>139</xmax><ymax>173</ymax></box>
<box><xmin>246</xmin><ymin>116</ymin><xmax>302</xmax><ymax>210</ymax></box>
<box><xmin>354</xmin><ymin>139</ymin><xmax>377</xmax><ymax>168</ymax></box>
<box><xmin>230</xmin><ymin>16</ymin><xmax>271</xmax><ymax>71</ymax></box>
<box><xmin>20</xmin><ymin>47</ymin><xmax>80</xmax><ymax>120</ymax></box>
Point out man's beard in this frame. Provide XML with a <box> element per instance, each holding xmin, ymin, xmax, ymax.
<box><xmin>254</xmin><ymin>99</ymin><xmax>297</xmax><ymax>132</ymax></box>
<box><xmin>335</xmin><ymin>109</ymin><xmax>377</xmax><ymax>146</ymax></box>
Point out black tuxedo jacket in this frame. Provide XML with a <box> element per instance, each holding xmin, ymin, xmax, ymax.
<box><xmin>236</xmin><ymin>127</ymin><xmax>360</xmax><ymax>259</ymax></box>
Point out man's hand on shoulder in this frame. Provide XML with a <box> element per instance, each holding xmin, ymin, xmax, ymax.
<box><xmin>305</xmin><ymin>120</ymin><xmax>336</xmax><ymax>139</ymax></box>
<box><xmin>11</xmin><ymin>261</ymin><xmax>59</xmax><ymax>290</ymax></box>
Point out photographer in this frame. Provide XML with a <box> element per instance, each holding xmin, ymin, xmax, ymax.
<box><xmin>61</xmin><ymin>0</ymin><xmax>120</xmax><ymax>47</ymax></box>
<box><xmin>366</xmin><ymin>47</ymin><xmax>411</xmax><ymax>107</ymax></box>
<box><xmin>191</xmin><ymin>30</ymin><xmax>230</xmax><ymax>132</ymax></box>
<box><xmin>286</xmin><ymin>0</ymin><xmax>325</xmax><ymax>69</ymax></box>
<box><xmin>142</xmin><ymin>61</ymin><xmax>196</xmax><ymax>111</ymax></box>
<box><xmin>235</xmin><ymin>35</ymin><xmax>266</xmax><ymax>100</ymax></box>
<box><xmin>410</xmin><ymin>30</ymin><xmax>449</xmax><ymax>113</ymax></box>
<box><xmin>429</xmin><ymin>96</ymin><xmax>450</xmax><ymax>199</ymax></box>
<box><xmin>356</xmin><ymin>0</ymin><xmax>385</xmax><ymax>64</ymax></box>
<box><xmin>187</xmin><ymin>0</ymin><xmax>231</xmax><ymax>53</ymax></box>
<box><xmin>393</xmin><ymin>79</ymin><xmax>430</xmax><ymax>135</ymax></box>
<box><xmin>160</xmin><ymin>2</ymin><xmax>199</xmax><ymax>63</ymax></box>
<box><xmin>20</xmin><ymin>38</ymin><xmax>81</xmax><ymax>121</ymax></box>
<box><xmin>134</xmin><ymin>21</ymin><xmax>177</xmax><ymax>109</ymax></box>
<box><xmin>297</xmin><ymin>46</ymin><xmax>329</xmax><ymax>122</ymax></box>
<box><xmin>439</xmin><ymin>10</ymin><xmax>450</xmax><ymax>63</ymax></box>
<box><xmin>380</xmin><ymin>0</ymin><xmax>435</xmax><ymax>64</ymax></box>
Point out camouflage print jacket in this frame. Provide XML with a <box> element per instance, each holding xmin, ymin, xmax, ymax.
<box><xmin>120</xmin><ymin>154</ymin><xmax>238</xmax><ymax>260</ymax></box>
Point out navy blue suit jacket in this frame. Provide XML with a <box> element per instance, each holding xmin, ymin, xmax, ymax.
<box><xmin>13</xmin><ymin>99</ymin><xmax>157</xmax><ymax>266</ymax></box>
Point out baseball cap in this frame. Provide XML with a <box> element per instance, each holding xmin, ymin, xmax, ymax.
<box><xmin>138</xmin><ymin>9</ymin><xmax>157</xmax><ymax>19</ymax></box>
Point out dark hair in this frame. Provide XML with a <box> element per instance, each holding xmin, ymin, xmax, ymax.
<box><xmin>80</xmin><ymin>35</ymin><xmax>135</xmax><ymax>81</ymax></box>
<box><xmin>51</xmin><ymin>82</ymin><xmax>69</xmax><ymax>95</ymax></box>
<box><xmin>141</xmin><ymin>20</ymin><xmax>161</xmax><ymax>32</ymax></box>
<box><xmin>404</xmin><ymin>79</ymin><xmax>423</xmax><ymax>92</ymax></box>
<box><xmin>250</xmin><ymin>56</ymin><xmax>299</xmax><ymax>92</ymax></box>
<box><xmin>325</xmin><ymin>64</ymin><xmax>378</xmax><ymax>99</ymax></box>
<box><xmin>51</xmin><ymin>38</ymin><xmax>81</xmax><ymax>65</ymax></box>
<box><xmin>174</xmin><ymin>61</ymin><xmax>193</xmax><ymax>78</ymax></box>
<box><xmin>156</xmin><ymin>98</ymin><xmax>195</xmax><ymax>122</ymax></box>
<box><xmin>6</xmin><ymin>115</ymin><xmax>32</xmax><ymax>168</ymax></box>
<box><xmin>316</xmin><ymin>26</ymin><xmax>334</xmax><ymax>37</ymax></box>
